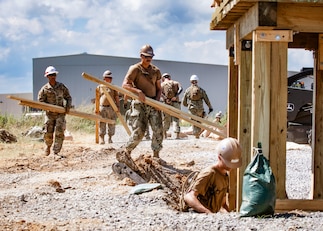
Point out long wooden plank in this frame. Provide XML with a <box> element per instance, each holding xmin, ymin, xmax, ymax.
<box><xmin>95</xmin><ymin>88</ymin><xmax>100</xmax><ymax>143</ymax></box>
<box><xmin>7</xmin><ymin>95</ymin><xmax>115</xmax><ymax>124</ymax></box>
<box><xmin>102</xmin><ymin>88</ymin><xmax>131</xmax><ymax>135</ymax></box>
<box><xmin>276</xmin><ymin>199</ymin><xmax>323</xmax><ymax>212</ymax></box>
<box><xmin>82</xmin><ymin>72</ymin><xmax>227</xmax><ymax>138</ymax></box>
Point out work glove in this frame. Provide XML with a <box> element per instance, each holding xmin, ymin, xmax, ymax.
<box><xmin>208</xmin><ymin>108</ymin><xmax>213</xmax><ymax>114</ymax></box>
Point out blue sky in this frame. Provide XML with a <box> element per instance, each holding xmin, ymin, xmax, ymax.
<box><xmin>0</xmin><ymin>0</ymin><xmax>314</xmax><ymax>94</ymax></box>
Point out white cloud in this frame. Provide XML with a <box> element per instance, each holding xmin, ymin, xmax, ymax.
<box><xmin>0</xmin><ymin>0</ymin><xmax>314</xmax><ymax>93</ymax></box>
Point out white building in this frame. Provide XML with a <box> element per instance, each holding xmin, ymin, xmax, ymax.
<box><xmin>32</xmin><ymin>53</ymin><xmax>229</xmax><ymax>114</ymax></box>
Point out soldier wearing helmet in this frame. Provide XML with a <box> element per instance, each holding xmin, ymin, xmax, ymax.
<box><xmin>160</xmin><ymin>72</ymin><xmax>183</xmax><ymax>139</ymax></box>
<box><xmin>117</xmin><ymin>44</ymin><xmax>163</xmax><ymax>171</ymax></box>
<box><xmin>181</xmin><ymin>137</ymin><xmax>242</xmax><ymax>213</ymax></box>
<box><xmin>182</xmin><ymin>74</ymin><xmax>213</xmax><ymax>138</ymax></box>
<box><xmin>95</xmin><ymin>70</ymin><xmax>119</xmax><ymax>144</ymax></box>
<box><xmin>38</xmin><ymin>65</ymin><xmax>72</xmax><ymax>158</ymax></box>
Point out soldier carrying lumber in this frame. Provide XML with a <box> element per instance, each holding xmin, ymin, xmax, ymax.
<box><xmin>38</xmin><ymin>66</ymin><xmax>72</xmax><ymax>158</ymax></box>
<box><xmin>160</xmin><ymin>72</ymin><xmax>183</xmax><ymax>139</ymax></box>
<box><xmin>95</xmin><ymin>70</ymin><xmax>119</xmax><ymax>144</ymax></box>
<box><xmin>116</xmin><ymin>44</ymin><xmax>163</xmax><ymax>171</ymax></box>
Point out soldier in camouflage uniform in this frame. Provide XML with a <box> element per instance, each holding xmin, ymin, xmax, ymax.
<box><xmin>95</xmin><ymin>70</ymin><xmax>119</xmax><ymax>144</ymax></box>
<box><xmin>116</xmin><ymin>45</ymin><xmax>163</xmax><ymax>171</ymax></box>
<box><xmin>182</xmin><ymin>74</ymin><xmax>213</xmax><ymax>138</ymax></box>
<box><xmin>160</xmin><ymin>73</ymin><xmax>183</xmax><ymax>139</ymax></box>
<box><xmin>38</xmin><ymin>66</ymin><xmax>72</xmax><ymax>158</ymax></box>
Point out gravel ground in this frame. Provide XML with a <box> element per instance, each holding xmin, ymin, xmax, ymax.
<box><xmin>0</xmin><ymin>125</ymin><xmax>322</xmax><ymax>231</ymax></box>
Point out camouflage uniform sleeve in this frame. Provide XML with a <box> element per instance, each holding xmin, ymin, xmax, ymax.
<box><xmin>38</xmin><ymin>86</ymin><xmax>46</xmax><ymax>103</ymax></box>
<box><xmin>63</xmin><ymin>84</ymin><xmax>72</xmax><ymax>108</ymax></box>
<box><xmin>182</xmin><ymin>88</ymin><xmax>190</xmax><ymax>107</ymax></box>
<box><xmin>201</xmin><ymin>88</ymin><xmax>212</xmax><ymax>109</ymax></box>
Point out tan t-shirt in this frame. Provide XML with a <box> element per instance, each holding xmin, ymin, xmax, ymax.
<box><xmin>124</xmin><ymin>62</ymin><xmax>161</xmax><ymax>98</ymax></box>
<box><xmin>191</xmin><ymin>166</ymin><xmax>229</xmax><ymax>213</ymax></box>
<box><xmin>97</xmin><ymin>84</ymin><xmax>118</xmax><ymax>106</ymax></box>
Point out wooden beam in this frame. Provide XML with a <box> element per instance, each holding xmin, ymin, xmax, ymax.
<box><xmin>251</xmin><ymin>33</ymin><xmax>271</xmax><ymax>157</ymax></box>
<box><xmin>237</xmin><ymin>48</ymin><xmax>253</xmax><ymax>210</ymax></box>
<box><xmin>270</xmin><ymin>42</ymin><xmax>288</xmax><ymax>199</ymax></box>
<box><xmin>276</xmin><ymin>199</ymin><xmax>323</xmax><ymax>212</ymax></box>
<box><xmin>319</xmin><ymin>34</ymin><xmax>323</xmax><ymax>71</ymax></box>
<box><xmin>95</xmin><ymin>88</ymin><xmax>100</xmax><ymax>143</ymax></box>
<box><xmin>7</xmin><ymin>95</ymin><xmax>115</xmax><ymax>124</ymax></box>
<box><xmin>312</xmin><ymin>50</ymin><xmax>323</xmax><ymax>199</ymax></box>
<box><xmin>277</xmin><ymin>4</ymin><xmax>323</xmax><ymax>33</ymax></box>
<box><xmin>227</xmin><ymin>55</ymin><xmax>239</xmax><ymax>211</ymax></box>
<box><xmin>82</xmin><ymin>73</ymin><xmax>227</xmax><ymax>138</ymax></box>
<box><xmin>254</xmin><ymin>30</ymin><xmax>293</xmax><ymax>42</ymax></box>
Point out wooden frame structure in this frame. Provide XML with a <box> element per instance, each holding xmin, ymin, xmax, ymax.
<box><xmin>210</xmin><ymin>0</ymin><xmax>323</xmax><ymax>211</ymax></box>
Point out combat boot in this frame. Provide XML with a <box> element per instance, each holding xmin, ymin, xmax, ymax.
<box><xmin>163</xmin><ymin>131</ymin><xmax>167</xmax><ymax>139</ymax></box>
<box><xmin>99</xmin><ymin>135</ymin><xmax>105</xmax><ymax>144</ymax></box>
<box><xmin>153</xmin><ymin>150</ymin><xmax>160</xmax><ymax>158</ymax></box>
<box><xmin>108</xmin><ymin>135</ymin><xmax>113</xmax><ymax>144</ymax></box>
<box><xmin>44</xmin><ymin>146</ymin><xmax>50</xmax><ymax>156</ymax></box>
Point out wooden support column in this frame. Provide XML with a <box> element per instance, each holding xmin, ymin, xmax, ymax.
<box><xmin>269</xmin><ymin>42</ymin><xmax>287</xmax><ymax>199</ymax></box>
<box><xmin>237</xmin><ymin>47</ymin><xmax>253</xmax><ymax>209</ymax></box>
<box><xmin>312</xmin><ymin>34</ymin><xmax>323</xmax><ymax>199</ymax></box>
<box><xmin>251</xmin><ymin>34</ymin><xmax>271</xmax><ymax>157</ymax></box>
<box><xmin>227</xmin><ymin>49</ymin><xmax>239</xmax><ymax>211</ymax></box>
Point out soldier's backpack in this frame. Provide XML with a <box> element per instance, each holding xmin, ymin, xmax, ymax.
<box><xmin>164</xmin><ymin>81</ymin><xmax>176</xmax><ymax>99</ymax></box>
<box><xmin>190</xmin><ymin>85</ymin><xmax>202</xmax><ymax>100</ymax></box>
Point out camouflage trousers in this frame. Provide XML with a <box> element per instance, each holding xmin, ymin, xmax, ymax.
<box><xmin>99</xmin><ymin>106</ymin><xmax>116</xmax><ymax>136</ymax></box>
<box><xmin>44</xmin><ymin>113</ymin><xmax>66</xmax><ymax>153</ymax></box>
<box><xmin>125</xmin><ymin>99</ymin><xmax>163</xmax><ymax>152</ymax></box>
<box><xmin>163</xmin><ymin>101</ymin><xmax>181</xmax><ymax>133</ymax></box>
<box><xmin>188</xmin><ymin>107</ymin><xmax>204</xmax><ymax>136</ymax></box>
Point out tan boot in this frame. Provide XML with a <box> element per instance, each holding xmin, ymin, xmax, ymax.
<box><xmin>44</xmin><ymin>146</ymin><xmax>50</xmax><ymax>156</ymax></box>
<box><xmin>163</xmin><ymin>131</ymin><xmax>167</xmax><ymax>139</ymax></box>
<box><xmin>175</xmin><ymin>133</ymin><xmax>180</xmax><ymax>139</ymax></box>
<box><xmin>108</xmin><ymin>136</ymin><xmax>113</xmax><ymax>144</ymax></box>
<box><xmin>153</xmin><ymin>150</ymin><xmax>159</xmax><ymax>158</ymax></box>
<box><xmin>100</xmin><ymin>135</ymin><xmax>105</xmax><ymax>144</ymax></box>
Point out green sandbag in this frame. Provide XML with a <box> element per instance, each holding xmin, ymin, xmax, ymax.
<box><xmin>239</xmin><ymin>143</ymin><xmax>276</xmax><ymax>217</ymax></box>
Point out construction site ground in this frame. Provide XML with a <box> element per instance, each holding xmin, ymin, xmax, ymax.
<box><xmin>0</xmin><ymin>125</ymin><xmax>322</xmax><ymax>231</ymax></box>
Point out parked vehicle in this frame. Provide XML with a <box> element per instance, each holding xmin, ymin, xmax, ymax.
<box><xmin>287</xmin><ymin>68</ymin><xmax>313</xmax><ymax>144</ymax></box>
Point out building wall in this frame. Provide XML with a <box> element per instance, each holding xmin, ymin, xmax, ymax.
<box><xmin>0</xmin><ymin>93</ymin><xmax>33</xmax><ymax>118</ymax></box>
<box><xmin>33</xmin><ymin>53</ymin><xmax>228</xmax><ymax>114</ymax></box>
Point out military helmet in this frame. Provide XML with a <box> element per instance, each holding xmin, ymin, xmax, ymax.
<box><xmin>140</xmin><ymin>44</ymin><xmax>155</xmax><ymax>57</ymax></box>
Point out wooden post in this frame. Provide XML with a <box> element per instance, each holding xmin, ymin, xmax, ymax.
<box><xmin>251</xmin><ymin>32</ymin><xmax>271</xmax><ymax>158</ymax></box>
<box><xmin>312</xmin><ymin>34</ymin><xmax>323</xmax><ymax>199</ymax></box>
<box><xmin>95</xmin><ymin>88</ymin><xmax>100</xmax><ymax>144</ymax></box>
<box><xmin>269</xmin><ymin>42</ymin><xmax>288</xmax><ymax>199</ymax></box>
<box><xmin>227</xmin><ymin>51</ymin><xmax>239</xmax><ymax>211</ymax></box>
<box><xmin>237</xmin><ymin>48</ymin><xmax>253</xmax><ymax>210</ymax></box>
